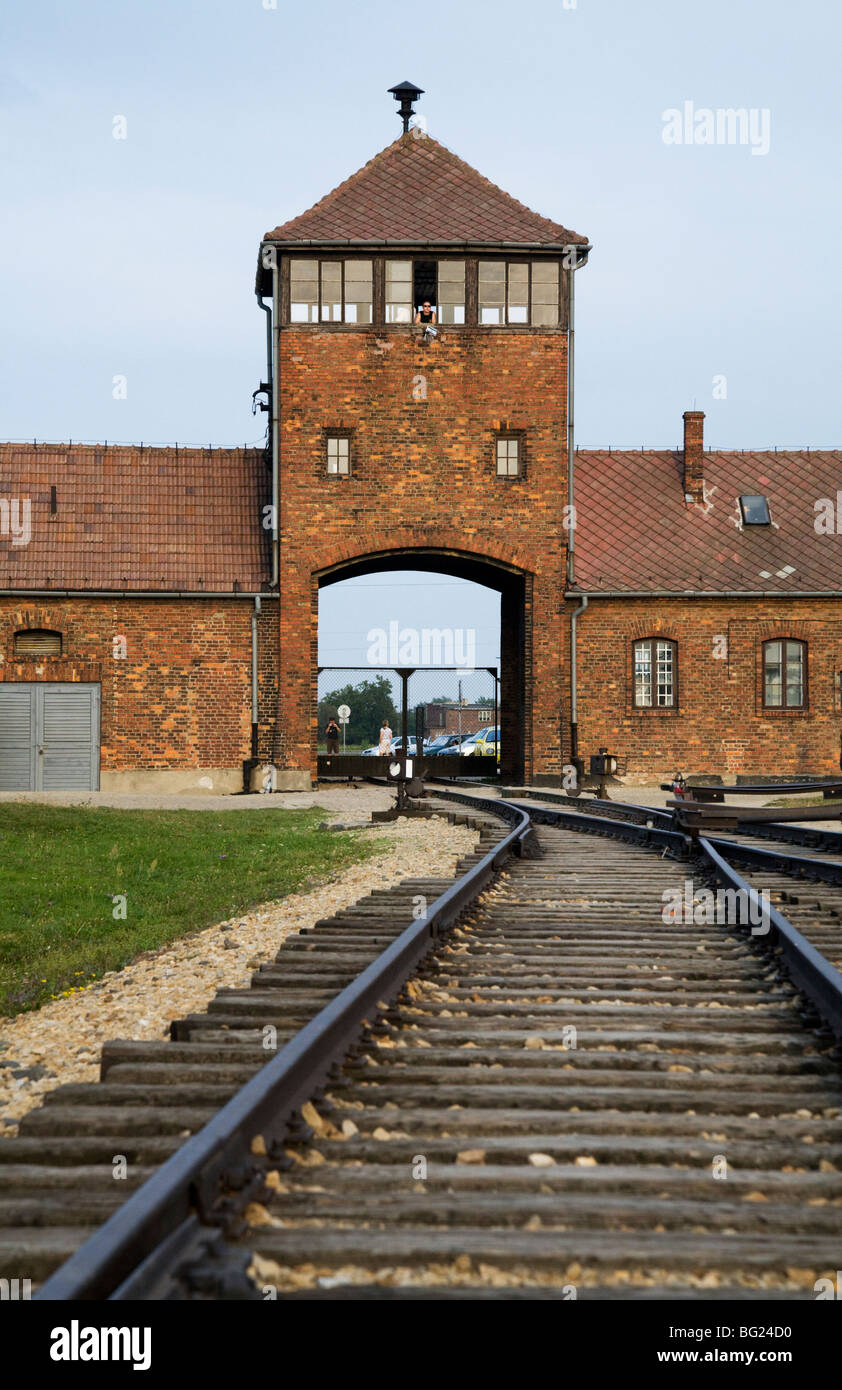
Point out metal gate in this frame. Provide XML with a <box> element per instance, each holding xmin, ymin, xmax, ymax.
<box><xmin>317</xmin><ymin>666</ymin><xmax>499</xmax><ymax>778</ymax></box>
<box><xmin>0</xmin><ymin>683</ymin><xmax>100</xmax><ymax>791</ymax></box>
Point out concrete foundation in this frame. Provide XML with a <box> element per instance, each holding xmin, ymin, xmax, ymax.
<box><xmin>99</xmin><ymin>768</ymin><xmax>244</xmax><ymax>795</ymax></box>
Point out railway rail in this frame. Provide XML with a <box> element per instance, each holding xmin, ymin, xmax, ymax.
<box><xmin>3</xmin><ymin>784</ymin><xmax>840</xmax><ymax>1301</ymax></box>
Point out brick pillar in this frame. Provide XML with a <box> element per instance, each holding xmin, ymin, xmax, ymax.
<box><xmin>683</xmin><ymin>411</ymin><xmax>705</xmax><ymax>502</ymax></box>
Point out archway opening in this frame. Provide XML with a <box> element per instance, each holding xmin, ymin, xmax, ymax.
<box><xmin>317</xmin><ymin>550</ymin><xmax>527</xmax><ymax>781</ymax></box>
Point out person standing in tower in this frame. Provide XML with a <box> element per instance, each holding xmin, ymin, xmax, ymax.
<box><xmin>414</xmin><ymin>300</ymin><xmax>437</xmax><ymax>325</ymax></box>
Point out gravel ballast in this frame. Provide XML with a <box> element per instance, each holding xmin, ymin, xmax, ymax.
<box><xmin>0</xmin><ymin>809</ymin><xmax>477</xmax><ymax>1134</ymax></box>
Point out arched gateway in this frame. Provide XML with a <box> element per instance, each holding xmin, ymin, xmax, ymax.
<box><xmin>317</xmin><ymin>548</ymin><xmax>528</xmax><ymax>782</ymax></box>
<box><xmin>258</xmin><ymin>109</ymin><xmax>589</xmax><ymax>788</ymax></box>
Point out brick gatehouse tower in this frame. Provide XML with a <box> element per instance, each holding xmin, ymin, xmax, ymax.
<box><xmin>4</xmin><ymin>87</ymin><xmax>840</xmax><ymax>792</ymax></box>
<box><xmin>256</xmin><ymin>94</ymin><xmax>590</xmax><ymax>787</ymax></box>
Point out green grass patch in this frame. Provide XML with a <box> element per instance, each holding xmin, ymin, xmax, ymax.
<box><xmin>0</xmin><ymin>804</ymin><xmax>386</xmax><ymax>1018</ymax></box>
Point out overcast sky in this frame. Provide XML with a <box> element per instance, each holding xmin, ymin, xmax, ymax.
<box><xmin>2</xmin><ymin>0</ymin><xmax>839</xmax><ymax>665</ymax></box>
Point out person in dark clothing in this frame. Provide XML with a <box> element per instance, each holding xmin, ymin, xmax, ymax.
<box><xmin>325</xmin><ymin>717</ymin><xmax>340</xmax><ymax>754</ymax></box>
<box><xmin>414</xmin><ymin>300</ymin><xmax>437</xmax><ymax>324</ymax></box>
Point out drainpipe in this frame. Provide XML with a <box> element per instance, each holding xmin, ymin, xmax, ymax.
<box><xmin>565</xmin><ymin>247</ymin><xmax>589</xmax><ymax>587</ymax></box>
<box><xmin>257</xmin><ymin>293</ymin><xmax>272</xmax><ymax>400</ymax></box>
<box><xmin>569</xmin><ymin>594</ymin><xmax>589</xmax><ymax>775</ymax></box>
<box><xmin>565</xmin><ymin>246</ymin><xmax>590</xmax><ymax>780</ymax></box>
<box><xmin>257</xmin><ymin>247</ymin><xmax>280</xmax><ymax>588</ymax></box>
<box><xmin>251</xmin><ymin>595</ymin><xmax>261</xmax><ymax>756</ymax></box>
<box><xmin>270</xmin><ymin>254</ymin><xmax>280</xmax><ymax>588</ymax></box>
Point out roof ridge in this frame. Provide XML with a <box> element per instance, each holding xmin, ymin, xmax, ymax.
<box><xmin>264</xmin><ymin>130</ymin><xmax>587</xmax><ymax>245</ymax></box>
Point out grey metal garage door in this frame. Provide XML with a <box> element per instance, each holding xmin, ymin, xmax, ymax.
<box><xmin>0</xmin><ymin>683</ymin><xmax>100</xmax><ymax>790</ymax></box>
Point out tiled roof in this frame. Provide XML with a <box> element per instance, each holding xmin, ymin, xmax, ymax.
<box><xmin>265</xmin><ymin>132</ymin><xmax>589</xmax><ymax>247</ymax></box>
<box><xmin>0</xmin><ymin>444</ymin><xmax>270</xmax><ymax>591</ymax></box>
<box><xmin>574</xmin><ymin>450</ymin><xmax>842</xmax><ymax>594</ymax></box>
<box><xmin>3</xmin><ymin>443</ymin><xmax>837</xmax><ymax>597</ymax></box>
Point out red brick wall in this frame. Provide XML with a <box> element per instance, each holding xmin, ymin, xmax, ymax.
<box><xmin>568</xmin><ymin>597</ymin><xmax>842</xmax><ymax>778</ymax></box>
<box><xmin>0</xmin><ymin>598</ymin><xmax>279</xmax><ymax>770</ymax></box>
<box><xmin>278</xmin><ymin>325</ymin><xmax>568</xmax><ymax>780</ymax></box>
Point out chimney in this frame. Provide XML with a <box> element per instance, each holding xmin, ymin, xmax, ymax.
<box><xmin>682</xmin><ymin>410</ymin><xmax>705</xmax><ymax>502</ymax></box>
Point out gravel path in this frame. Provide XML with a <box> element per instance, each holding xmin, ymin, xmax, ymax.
<box><xmin>0</xmin><ymin>809</ymin><xmax>477</xmax><ymax>1135</ymax></box>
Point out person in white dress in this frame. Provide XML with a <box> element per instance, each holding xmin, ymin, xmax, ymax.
<box><xmin>378</xmin><ymin>721</ymin><xmax>393</xmax><ymax>755</ymax></box>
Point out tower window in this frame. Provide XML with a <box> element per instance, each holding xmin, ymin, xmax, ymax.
<box><xmin>763</xmin><ymin>639</ymin><xmax>806</xmax><ymax>708</ymax></box>
<box><xmin>633</xmin><ymin>638</ymin><xmax>677</xmax><ymax>708</ymax></box>
<box><xmin>290</xmin><ymin>259</ymin><xmax>372</xmax><ymax>324</ymax></box>
<box><xmin>479</xmin><ymin>261</ymin><xmax>559</xmax><ymax>326</ymax></box>
<box><xmin>496</xmin><ymin>435</ymin><xmax>522</xmax><ymax>477</ymax></box>
<box><xmin>14</xmin><ymin>629</ymin><xmax>62</xmax><ymax>656</ymax></box>
<box><xmin>739</xmin><ymin>495</ymin><xmax>771</xmax><ymax>525</ymax></box>
<box><xmin>326</xmin><ymin>436</ymin><xmax>351</xmax><ymax>475</ymax></box>
<box><xmin>437</xmin><ymin>261</ymin><xmax>465</xmax><ymax>324</ymax></box>
<box><xmin>385</xmin><ymin>259</ymin><xmax>465</xmax><ymax>325</ymax></box>
<box><xmin>385</xmin><ymin>260</ymin><xmax>413</xmax><ymax>323</ymax></box>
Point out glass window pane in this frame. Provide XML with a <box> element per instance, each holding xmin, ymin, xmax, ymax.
<box><xmin>320</xmin><ymin>262</ymin><xmax>342</xmax><ymax>322</ymax></box>
<box><xmin>438</xmin><ymin>261</ymin><xmax>465</xmax><ymax>325</ymax></box>
<box><xmin>386</xmin><ymin>261</ymin><xmax>412</xmax><ymax>322</ymax></box>
<box><xmin>479</xmin><ymin>262</ymin><xmax>505</xmax><ymax>326</ymax></box>
<box><xmin>532</xmin><ymin>263</ymin><xmax>559</xmax><ymax>325</ymax></box>
<box><xmin>327</xmin><ymin>437</ymin><xmax>350</xmax><ymax>474</ymax></box>
<box><xmin>508</xmin><ymin>264</ymin><xmax>528</xmax><ymax>294</ymax></box>
<box><xmin>497</xmin><ymin>438</ymin><xmax>519</xmax><ymax>476</ymax></box>
<box><xmin>785</xmin><ymin>641</ymin><xmax>803</xmax><ymax>706</ymax></box>
<box><xmin>508</xmin><ymin>263</ymin><xmax>528</xmax><ymax>323</ymax></box>
<box><xmin>386</xmin><ymin>260</ymin><xmax>412</xmax><ymax>288</ymax></box>
<box><xmin>344</xmin><ymin>259</ymin><xmax>372</xmax><ymax>324</ymax></box>
<box><xmin>764</xmin><ymin>641</ymin><xmax>782</xmax><ymax>706</ymax></box>
<box><xmin>634</xmin><ymin>641</ymin><xmax>653</xmax><ymax>706</ymax></box>
<box><xmin>345</xmin><ymin>259</ymin><xmax>371</xmax><ymax>286</ymax></box>
<box><xmin>291</xmin><ymin>259</ymin><xmax>318</xmax><ymax>286</ymax></box>
<box><xmin>656</xmin><ymin>640</ymin><xmax>674</xmax><ymax>706</ymax></box>
<box><xmin>438</xmin><ymin>260</ymin><xmax>465</xmax><ymax>286</ymax></box>
<box><xmin>290</xmin><ymin>259</ymin><xmax>319</xmax><ymax>323</ymax></box>
<box><xmin>740</xmin><ymin>495</ymin><xmax>771</xmax><ymax>525</ymax></box>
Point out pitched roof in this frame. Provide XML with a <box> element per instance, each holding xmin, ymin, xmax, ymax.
<box><xmin>4</xmin><ymin>442</ymin><xmax>838</xmax><ymax>598</ymax></box>
<box><xmin>0</xmin><ymin>444</ymin><xmax>270</xmax><ymax>592</ymax></box>
<box><xmin>265</xmin><ymin>132</ymin><xmax>589</xmax><ymax>247</ymax></box>
<box><xmin>574</xmin><ymin>449</ymin><xmax>842</xmax><ymax>594</ymax></box>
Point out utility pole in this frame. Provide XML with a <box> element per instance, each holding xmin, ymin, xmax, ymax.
<box><xmin>457</xmin><ymin>679</ymin><xmax>462</xmax><ymax>745</ymax></box>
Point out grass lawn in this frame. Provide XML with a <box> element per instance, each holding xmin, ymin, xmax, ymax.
<box><xmin>0</xmin><ymin>804</ymin><xmax>386</xmax><ymax>1018</ymax></box>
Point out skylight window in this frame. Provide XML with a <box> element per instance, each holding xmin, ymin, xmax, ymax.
<box><xmin>739</xmin><ymin>495</ymin><xmax>771</xmax><ymax>525</ymax></box>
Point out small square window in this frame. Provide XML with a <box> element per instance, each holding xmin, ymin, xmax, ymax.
<box><xmin>496</xmin><ymin>436</ymin><xmax>521</xmax><ymax>477</ymax></box>
<box><xmin>326</xmin><ymin>436</ymin><xmax>350</xmax><ymax>475</ymax></box>
<box><xmin>739</xmin><ymin>495</ymin><xmax>771</xmax><ymax>525</ymax></box>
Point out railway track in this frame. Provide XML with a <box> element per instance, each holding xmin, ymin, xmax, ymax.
<box><xmin>5</xmin><ymin>787</ymin><xmax>841</xmax><ymax>1301</ymax></box>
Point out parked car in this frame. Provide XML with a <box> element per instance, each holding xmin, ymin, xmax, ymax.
<box><xmin>423</xmin><ymin>735</ymin><xmax>454</xmax><ymax>756</ymax></box>
<box><xmin>426</xmin><ymin>733</ymin><xmax>474</xmax><ymax>756</ymax></box>
<box><xmin>458</xmin><ymin>726</ymin><xmax>500</xmax><ymax>757</ymax></box>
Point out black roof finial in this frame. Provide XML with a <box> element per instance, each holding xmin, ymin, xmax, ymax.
<box><xmin>388</xmin><ymin>80</ymin><xmax>424</xmax><ymax>134</ymax></box>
